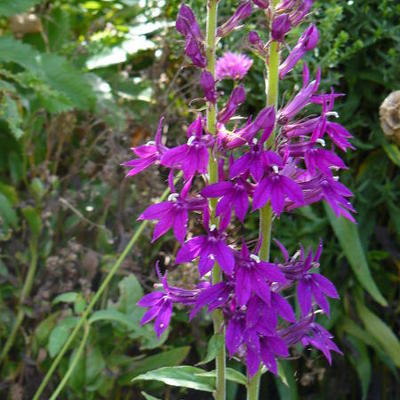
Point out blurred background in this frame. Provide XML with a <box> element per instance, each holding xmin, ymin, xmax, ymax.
<box><xmin>0</xmin><ymin>0</ymin><xmax>399</xmax><ymax>399</ymax></box>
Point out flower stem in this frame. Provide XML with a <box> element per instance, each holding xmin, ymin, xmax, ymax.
<box><xmin>0</xmin><ymin>241</ymin><xmax>38</xmax><ymax>363</ymax></box>
<box><xmin>206</xmin><ymin>1</ymin><xmax>226</xmax><ymax>399</ymax></box>
<box><xmin>249</xmin><ymin>1</ymin><xmax>281</xmax><ymax>398</ymax></box>
<box><xmin>32</xmin><ymin>176</ymin><xmax>180</xmax><ymax>400</ymax></box>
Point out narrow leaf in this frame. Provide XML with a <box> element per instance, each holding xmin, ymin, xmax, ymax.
<box><xmin>196</xmin><ymin>368</ymin><xmax>247</xmax><ymax>386</ymax></box>
<box><xmin>325</xmin><ymin>205</ymin><xmax>387</xmax><ymax>306</ymax></box>
<box><xmin>196</xmin><ymin>334</ymin><xmax>224</xmax><ymax>366</ymax></box>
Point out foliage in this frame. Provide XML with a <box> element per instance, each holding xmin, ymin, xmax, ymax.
<box><xmin>0</xmin><ymin>0</ymin><xmax>399</xmax><ymax>399</ymax></box>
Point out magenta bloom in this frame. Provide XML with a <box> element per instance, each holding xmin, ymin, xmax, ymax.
<box><xmin>175</xmin><ymin>212</ymin><xmax>234</xmax><ymax>276</ymax></box>
<box><xmin>217</xmin><ymin>1</ymin><xmax>252</xmax><ymax>38</ymax></box>
<box><xmin>200</xmin><ymin>71</ymin><xmax>217</xmax><ymax>104</ymax></box>
<box><xmin>122</xmin><ymin>117</ymin><xmax>166</xmax><ymax>176</ymax></box>
<box><xmin>201</xmin><ymin>177</ymin><xmax>251</xmax><ymax>222</ymax></box>
<box><xmin>272</xmin><ymin>13</ymin><xmax>291</xmax><ymax>42</ymax></box>
<box><xmin>216</xmin><ymin>52</ymin><xmax>253</xmax><ymax>81</ymax></box>
<box><xmin>139</xmin><ymin>177</ymin><xmax>206</xmax><ymax>243</ymax></box>
<box><xmin>161</xmin><ymin>115</ymin><xmax>212</xmax><ymax>179</ymax></box>
<box><xmin>218</xmin><ymin>85</ymin><xmax>246</xmax><ymax>124</ymax></box>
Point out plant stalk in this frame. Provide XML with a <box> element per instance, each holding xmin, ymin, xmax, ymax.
<box><xmin>0</xmin><ymin>241</ymin><xmax>38</xmax><ymax>363</ymax></box>
<box><xmin>33</xmin><ymin>176</ymin><xmax>180</xmax><ymax>400</ymax></box>
<box><xmin>248</xmin><ymin>0</ymin><xmax>281</xmax><ymax>398</ymax></box>
<box><xmin>206</xmin><ymin>1</ymin><xmax>226</xmax><ymax>399</ymax></box>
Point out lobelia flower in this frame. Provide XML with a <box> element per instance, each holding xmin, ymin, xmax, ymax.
<box><xmin>252</xmin><ymin>0</ymin><xmax>269</xmax><ymax>9</ymax></box>
<box><xmin>175</xmin><ymin>209</ymin><xmax>234</xmax><ymax>276</ymax></box>
<box><xmin>279</xmin><ymin>24</ymin><xmax>319</xmax><ymax>79</ymax></box>
<box><xmin>277</xmin><ymin>0</ymin><xmax>314</xmax><ymax>26</ymax></box>
<box><xmin>176</xmin><ymin>4</ymin><xmax>206</xmax><ymax>67</ymax></box>
<box><xmin>138</xmin><ymin>176</ymin><xmax>206</xmax><ymax>243</ymax></box>
<box><xmin>218</xmin><ymin>85</ymin><xmax>246</xmax><ymax>124</ymax></box>
<box><xmin>217</xmin><ymin>1</ymin><xmax>252</xmax><ymax>38</ymax></box>
<box><xmin>216</xmin><ymin>52</ymin><xmax>253</xmax><ymax>81</ymax></box>
<box><xmin>233</xmin><ymin>242</ymin><xmax>286</xmax><ymax>306</ymax></box>
<box><xmin>271</xmin><ymin>13</ymin><xmax>291</xmax><ymax>42</ymax></box>
<box><xmin>122</xmin><ymin>117</ymin><xmax>166</xmax><ymax>176</ymax></box>
<box><xmin>137</xmin><ymin>262</ymin><xmax>198</xmax><ymax>337</ymax></box>
<box><xmin>200</xmin><ymin>71</ymin><xmax>217</xmax><ymax>104</ymax></box>
<box><xmin>161</xmin><ymin>115</ymin><xmax>212</xmax><ymax>179</ymax></box>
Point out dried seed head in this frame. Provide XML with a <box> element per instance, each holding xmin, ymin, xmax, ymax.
<box><xmin>380</xmin><ymin>90</ymin><xmax>400</xmax><ymax>144</ymax></box>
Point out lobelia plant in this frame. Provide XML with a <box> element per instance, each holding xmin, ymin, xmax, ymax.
<box><xmin>124</xmin><ymin>0</ymin><xmax>355</xmax><ymax>399</ymax></box>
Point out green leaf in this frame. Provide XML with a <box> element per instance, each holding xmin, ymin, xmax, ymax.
<box><xmin>132</xmin><ymin>366</ymin><xmax>215</xmax><ymax>392</ymax></box>
<box><xmin>53</xmin><ymin>292</ymin><xmax>78</xmax><ymax>305</ymax></box>
<box><xmin>48</xmin><ymin>317</ymin><xmax>78</xmax><ymax>358</ymax></box>
<box><xmin>381</xmin><ymin>138</ymin><xmax>400</xmax><ymax>167</ymax></box>
<box><xmin>325</xmin><ymin>205</ymin><xmax>387</xmax><ymax>306</ymax></box>
<box><xmin>0</xmin><ymin>96</ymin><xmax>23</xmax><ymax>139</ymax></box>
<box><xmin>88</xmin><ymin>309</ymin><xmax>136</xmax><ymax>330</ymax></box>
<box><xmin>196</xmin><ymin>334</ymin><xmax>224</xmax><ymax>366</ymax></box>
<box><xmin>141</xmin><ymin>392</ymin><xmax>161</xmax><ymax>400</ymax></box>
<box><xmin>0</xmin><ymin>182</ymin><xmax>19</xmax><ymax>205</ymax></box>
<box><xmin>0</xmin><ymin>193</ymin><xmax>18</xmax><ymax>229</ymax></box>
<box><xmin>127</xmin><ymin>347</ymin><xmax>190</xmax><ymax>381</ymax></box>
<box><xmin>347</xmin><ymin>336</ymin><xmax>371</xmax><ymax>400</ymax></box>
<box><xmin>34</xmin><ymin>311</ymin><xmax>61</xmax><ymax>345</ymax></box>
<box><xmin>355</xmin><ymin>294</ymin><xmax>400</xmax><ymax>367</ymax></box>
<box><xmin>74</xmin><ymin>294</ymin><xmax>87</xmax><ymax>315</ymax></box>
<box><xmin>196</xmin><ymin>368</ymin><xmax>247</xmax><ymax>386</ymax></box>
<box><xmin>22</xmin><ymin>206</ymin><xmax>42</xmax><ymax>241</ymax></box>
<box><xmin>0</xmin><ymin>0</ymin><xmax>42</xmax><ymax>16</ymax></box>
<box><xmin>276</xmin><ymin>360</ymin><xmax>299</xmax><ymax>400</ymax></box>
<box><xmin>118</xmin><ymin>273</ymin><xmax>143</xmax><ymax>314</ymax></box>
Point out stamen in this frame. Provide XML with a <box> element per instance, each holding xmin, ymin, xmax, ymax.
<box><xmin>147</xmin><ymin>140</ymin><xmax>155</xmax><ymax>145</ymax></box>
<box><xmin>209</xmin><ymin>224</ymin><xmax>217</xmax><ymax>231</ymax></box>
<box><xmin>187</xmin><ymin>135</ymin><xmax>196</xmax><ymax>145</ymax></box>
<box><xmin>326</xmin><ymin>111</ymin><xmax>339</xmax><ymax>118</ymax></box>
<box><xmin>252</xmin><ymin>138</ymin><xmax>258</xmax><ymax>145</ymax></box>
<box><xmin>250</xmin><ymin>254</ymin><xmax>260</xmax><ymax>263</ymax></box>
<box><xmin>292</xmin><ymin>250</ymin><xmax>301</xmax><ymax>261</ymax></box>
<box><xmin>316</xmin><ymin>138</ymin><xmax>326</xmax><ymax>147</ymax></box>
<box><xmin>272</xmin><ymin>165</ymin><xmax>279</xmax><ymax>174</ymax></box>
<box><xmin>168</xmin><ymin>193</ymin><xmax>179</xmax><ymax>201</ymax></box>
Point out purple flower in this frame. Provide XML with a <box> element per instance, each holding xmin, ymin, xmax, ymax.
<box><xmin>279</xmin><ymin>24</ymin><xmax>319</xmax><ymax>79</ymax></box>
<box><xmin>137</xmin><ymin>262</ymin><xmax>198</xmax><ymax>337</ymax></box>
<box><xmin>253</xmin><ymin>0</ymin><xmax>269</xmax><ymax>9</ymax></box>
<box><xmin>122</xmin><ymin>117</ymin><xmax>166</xmax><ymax>176</ymax></box>
<box><xmin>218</xmin><ymin>85</ymin><xmax>246</xmax><ymax>124</ymax></box>
<box><xmin>176</xmin><ymin>4</ymin><xmax>206</xmax><ymax>67</ymax></box>
<box><xmin>161</xmin><ymin>115</ymin><xmax>212</xmax><ymax>179</ymax></box>
<box><xmin>277</xmin><ymin>0</ymin><xmax>314</xmax><ymax>26</ymax></box>
<box><xmin>253</xmin><ymin>162</ymin><xmax>304</xmax><ymax>215</ymax></box>
<box><xmin>217</xmin><ymin>1</ymin><xmax>252</xmax><ymax>38</ymax></box>
<box><xmin>175</xmin><ymin>211</ymin><xmax>234</xmax><ymax>276</ymax></box>
<box><xmin>272</xmin><ymin>14</ymin><xmax>291</xmax><ymax>42</ymax></box>
<box><xmin>200</xmin><ymin>71</ymin><xmax>217</xmax><ymax>104</ymax></box>
<box><xmin>234</xmin><ymin>242</ymin><xmax>286</xmax><ymax>306</ymax></box>
<box><xmin>201</xmin><ymin>177</ymin><xmax>250</xmax><ymax>222</ymax></box>
<box><xmin>139</xmin><ymin>177</ymin><xmax>205</xmax><ymax>243</ymax></box>
<box><xmin>216</xmin><ymin>52</ymin><xmax>253</xmax><ymax>81</ymax></box>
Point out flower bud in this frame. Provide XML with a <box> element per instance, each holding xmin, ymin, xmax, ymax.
<box><xmin>253</xmin><ymin>0</ymin><xmax>269</xmax><ymax>9</ymax></box>
<box><xmin>271</xmin><ymin>13</ymin><xmax>291</xmax><ymax>42</ymax></box>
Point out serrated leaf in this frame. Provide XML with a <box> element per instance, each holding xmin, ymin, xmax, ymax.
<box><xmin>325</xmin><ymin>205</ymin><xmax>387</xmax><ymax>306</ymax></box>
<box><xmin>132</xmin><ymin>366</ymin><xmax>215</xmax><ymax>392</ymax></box>
<box><xmin>355</xmin><ymin>294</ymin><xmax>400</xmax><ymax>367</ymax></box>
<box><xmin>48</xmin><ymin>317</ymin><xmax>78</xmax><ymax>358</ymax></box>
<box><xmin>196</xmin><ymin>368</ymin><xmax>247</xmax><ymax>386</ymax></box>
<box><xmin>88</xmin><ymin>309</ymin><xmax>136</xmax><ymax>330</ymax></box>
<box><xmin>0</xmin><ymin>96</ymin><xmax>23</xmax><ymax>139</ymax></box>
<box><xmin>0</xmin><ymin>0</ymin><xmax>42</xmax><ymax>16</ymax></box>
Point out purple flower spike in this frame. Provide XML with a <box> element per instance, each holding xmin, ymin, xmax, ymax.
<box><xmin>200</xmin><ymin>71</ymin><xmax>217</xmax><ymax>104</ymax></box>
<box><xmin>202</xmin><ymin>177</ymin><xmax>251</xmax><ymax>222</ymax></box>
<box><xmin>176</xmin><ymin>4</ymin><xmax>206</xmax><ymax>67</ymax></box>
<box><xmin>216</xmin><ymin>52</ymin><xmax>253</xmax><ymax>81</ymax></box>
<box><xmin>217</xmin><ymin>1</ymin><xmax>252</xmax><ymax>38</ymax></box>
<box><xmin>176</xmin><ymin>216</ymin><xmax>234</xmax><ymax>276</ymax></box>
<box><xmin>279</xmin><ymin>24</ymin><xmax>319</xmax><ymax>79</ymax></box>
<box><xmin>122</xmin><ymin>117</ymin><xmax>166</xmax><ymax>176</ymax></box>
<box><xmin>253</xmin><ymin>164</ymin><xmax>304</xmax><ymax>215</ymax></box>
<box><xmin>272</xmin><ymin>14</ymin><xmax>291</xmax><ymax>42</ymax></box>
<box><xmin>218</xmin><ymin>85</ymin><xmax>246</xmax><ymax>124</ymax></box>
<box><xmin>161</xmin><ymin>115</ymin><xmax>211</xmax><ymax>179</ymax></box>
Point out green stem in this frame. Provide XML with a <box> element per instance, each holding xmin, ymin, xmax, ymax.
<box><xmin>248</xmin><ymin>1</ymin><xmax>281</xmax><ymax>398</ymax></box>
<box><xmin>33</xmin><ymin>176</ymin><xmax>180</xmax><ymax>400</ymax></box>
<box><xmin>49</xmin><ymin>322</ymin><xmax>90</xmax><ymax>400</ymax></box>
<box><xmin>0</xmin><ymin>241</ymin><xmax>38</xmax><ymax>363</ymax></box>
<box><xmin>206</xmin><ymin>1</ymin><xmax>225</xmax><ymax>399</ymax></box>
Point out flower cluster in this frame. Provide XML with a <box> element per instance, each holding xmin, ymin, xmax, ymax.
<box><xmin>124</xmin><ymin>0</ymin><xmax>354</xmax><ymax>378</ymax></box>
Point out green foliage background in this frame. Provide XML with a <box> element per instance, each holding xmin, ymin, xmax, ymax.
<box><xmin>0</xmin><ymin>0</ymin><xmax>399</xmax><ymax>399</ymax></box>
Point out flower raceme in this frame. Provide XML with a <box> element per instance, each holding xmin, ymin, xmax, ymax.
<box><xmin>124</xmin><ymin>0</ymin><xmax>355</xmax><ymax>381</ymax></box>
